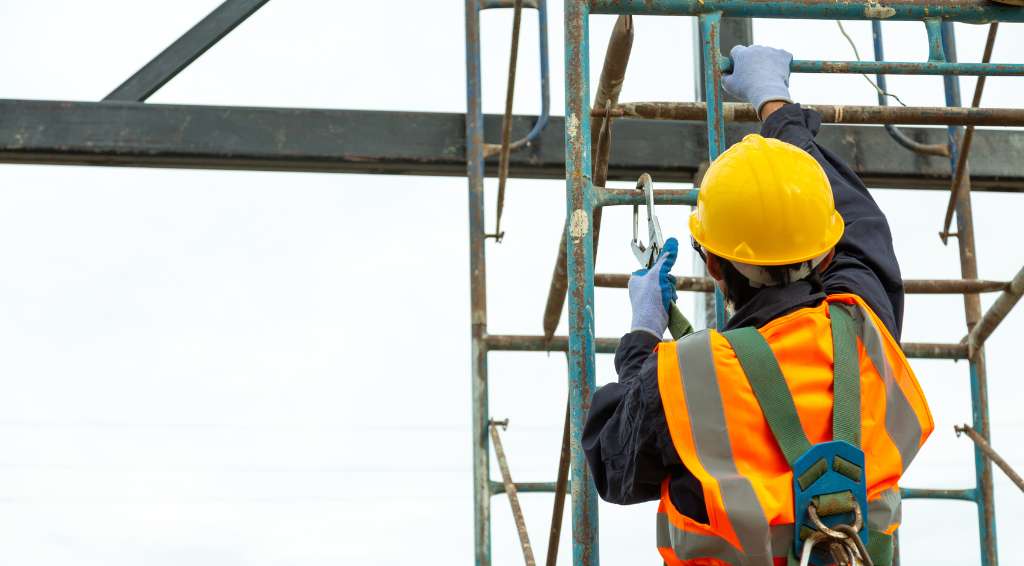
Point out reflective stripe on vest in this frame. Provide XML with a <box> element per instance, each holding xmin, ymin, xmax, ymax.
<box><xmin>656</xmin><ymin>295</ymin><xmax>931</xmax><ymax>566</ymax></box>
<box><xmin>675</xmin><ymin>330</ymin><xmax>773</xmax><ymax>565</ymax></box>
<box><xmin>847</xmin><ymin>303</ymin><xmax>923</xmax><ymax>472</ymax></box>
<box><xmin>657</xmin><ymin>510</ymin><xmax>792</xmax><ymax>563</ymax></box>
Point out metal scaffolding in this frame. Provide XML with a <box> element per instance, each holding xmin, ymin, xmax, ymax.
<box><xmin>468</xmin><ymin>2</ymin><xmax>1024</xmax><ymax>566</ymax></box>
<box><xmin>1</xmin><ymin>0</ymin><xmax>1023</xmax><ymax>565</ymax></box>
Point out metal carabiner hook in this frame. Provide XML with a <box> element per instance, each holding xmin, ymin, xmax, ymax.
<box><xmin>631</xmin><ymin>173</ymin><xmax>664</xmax><ymax>268</ymax></box>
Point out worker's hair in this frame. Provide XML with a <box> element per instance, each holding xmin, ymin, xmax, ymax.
<box><xmin>717</xmin><ymin>256</ymin><xmax>824</xmax><ymax>309</ymax></box>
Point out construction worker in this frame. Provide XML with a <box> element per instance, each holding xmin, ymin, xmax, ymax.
<box><xmin>583</xmin><ymin>46</ymin><xmax>933</xmax><ymax>566</ymax></box>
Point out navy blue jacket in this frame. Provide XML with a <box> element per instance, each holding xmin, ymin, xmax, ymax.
<box><xmin>582</xmin><ymin>104</ymin><xmax>904</xmax><ymax>521</ymax></box>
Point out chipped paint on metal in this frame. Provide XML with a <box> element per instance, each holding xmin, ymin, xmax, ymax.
<box><xmin>567</xmin><ymin>113</ymin><xmax>580</xmax><ymax>142</ymax></box>
<box><xmin>569</xmin><ymin>209</ymin><xmax>590</xmax><ymax>242</ymax></box>
<box><xmin>864</xmin><ymin>2</ymin><xmax>896</xmax><ymax>19</ymax></box>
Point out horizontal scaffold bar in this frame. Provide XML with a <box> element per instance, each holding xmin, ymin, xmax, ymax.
<box><xmin>594</xmin><ymin>186</ymin><xmax>698</xmax><ymax>206</ymax></box>
<box><xmin>900</xmin><ymin>487</ymin><xmax>978</xmax><ymax>501</ymax></box>
<box><xmin>598</xmin><ymin>102</ymin><xmax>1024</xmax><ymax>127</ymax></box>
<box><xmin>720</xmin><ymin>59</ymin><xmax>1024</xmax><ymax>77</ymax></box>
<box><xmin>588</xmin><ymin>0</ymin><xmax>1024</xmax><ymax>24</ymax></box>
<box><xmin>485</xmin><ymin>335</ymin><xmax>968</xmax><ymax>359</ymax></box>
<box><xmin>482</xmin><ymin>0</ymin><xmax>540</xmax><ymax>8</ymax></box>
<box><xmin>4</xmin><ymin>100</ymin><xmax>1024</xmax><ymax>191</ymax></box>
<box><xmin>490</xmin><ymin>481</ymin><xmax>560</xmax><ymax>494</ymax></box>
<box><xmin>594</xmin><ymin>274</ymin><xmax>1010</xmax><ymax>294</ymax></box>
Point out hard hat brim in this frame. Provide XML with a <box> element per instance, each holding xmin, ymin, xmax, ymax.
<box><xmin>689</xmin><ymin>210</ymin><xmax>845</xmax><ymax>267</ymax></box>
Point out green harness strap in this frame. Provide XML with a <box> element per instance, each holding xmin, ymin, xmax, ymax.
<box><xmin>723</xmin><ymin>303</ymin><xmax>884</xmax><ymax>563</ymax></box>
<box><xmin>721</xmin><ymin>303</ymin><xmax>862</xmax><ymax>463</ymax></box>
<box><xmin>720</xmin><ymin>325</ymin><xmax>811</xmax><ymax>467</ymax></box>
<box><xmin>829</xmin><ymin>303</ymin><xmax>861</xmax><ymax>447</ymax></box>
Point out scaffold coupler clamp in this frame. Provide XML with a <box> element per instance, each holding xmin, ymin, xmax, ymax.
<box><xmin>792</xmin><ymin>440</ymin><xmax>871</xmax><ymax>566</ymax></box>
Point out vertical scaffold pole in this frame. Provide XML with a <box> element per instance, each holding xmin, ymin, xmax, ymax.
<box><xmin>564</xmin><ymin>2</ymin><xmax>599</xmax><ymax>565</ymax></box>
<box><xmin>940</xmin><ymin>22</ymin><xmax>998</xmax><ymax>566</ymax></box>
<box><xmin>465</xmin><ymin>1</ymin><xmax>491</xmax><ymax>564</ymax></box>
<box><xmin>698</xmin><ymin>11</ymin><xmax>728</xmax><ymax>329</ymax></box>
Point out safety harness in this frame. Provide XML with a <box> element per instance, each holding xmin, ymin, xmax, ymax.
<box><xmin>721</xmin><ymin>304</ymin><xmax>892</xmax><ymax>566</ymax></box>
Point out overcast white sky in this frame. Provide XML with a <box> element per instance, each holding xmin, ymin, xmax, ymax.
<box><xmin>0</xmin><ymin>1</ymin><xmax>1021</xmax><ymax>565</ymax></box>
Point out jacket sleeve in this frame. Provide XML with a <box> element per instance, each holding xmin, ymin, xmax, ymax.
<box><xmin>582</xmin><ymin>331</ymin><xmax>686</xmax><ymax>505</ymax></box>
<box><xmin>761</xmin><ymin>104</ymin><xmax>905</xmax><ymax>340</ymax></box>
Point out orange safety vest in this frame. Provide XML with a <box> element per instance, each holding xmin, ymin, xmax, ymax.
<box><xmin>655</xmin><ymin>294</ymin><xmax>933</xmax><ymax>566</ymax></box>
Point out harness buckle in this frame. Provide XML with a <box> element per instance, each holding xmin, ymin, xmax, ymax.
<box><xmin>792</xmin><ymin>440</ymin><xmax>870</xmax><ymax>566</ymax></box>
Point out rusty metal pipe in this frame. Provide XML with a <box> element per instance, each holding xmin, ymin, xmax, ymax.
<box><xmin>595</xmin><ymin>101</ymin><xmax>1024</xmax><ymax>126</ymax></box>
<box><xmin>489</xmin><ymin>420</ymin><xmax>537</xmax><ymax>566</ymax></box>
<box><xmin>594</xmin><ymin>273</ymin><xmax>1008</xmax><ymax>294</ymax></box>
<box><xmin>941</xmin><ymin>23</ymin><xmax>999</xmax><ymax>242</ymax></box>
<box><xmin>485</xmin><ymin>334</ymin><xmax>968</xmax><ymax>359</ymax></box>
<box><xmin>967</xmin><ymin>264</ymin><xmax>1024</xmax><ymax>357</ymax></box>
<box><xmin>481</xmin><ymin>0</ymin><xmax>539</xmax><ymax>8</ymax></box>
<box><xmin>490</xmin><ymin>0</ymin><xmax>525</xmax><ymax>241</ymax></box>
<box><xmin>542</xmin><ymin>15</ymin><xmax>633</xmax><ymax>342</ymax></box>
<box><xmin>545</xmin><ymin>401</ymin><xmax>571</xmax><ymax>566</ymax></box>
<box><xmin>956</xmin><ymin>424</ymin><xmax>1024</xmax><ymax>494</ymax></box>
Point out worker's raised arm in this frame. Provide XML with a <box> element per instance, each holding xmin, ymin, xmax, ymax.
<box><xmin>583</xmin><ymin>239</ymin><xmax>704</xmax><ymax>510</ymax></box>
<box><xmin>723</xmin><ymin>46</ymin><xmax>905</xmax><ymax>338</ymax></box>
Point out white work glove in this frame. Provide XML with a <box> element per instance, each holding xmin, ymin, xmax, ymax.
<box><xmin>722</xmin><ymin>45</ymin><xmax>794</xmax><ymax>117</ymax></box>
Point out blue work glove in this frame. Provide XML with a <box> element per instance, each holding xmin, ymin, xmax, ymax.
<box><xmin>629</xmin><ymin>237</ymin><xmax>679</xmax><ymax>339</ymax></box>
<box><xmin>722</xmin><ymin>45</ymin><xmax>794</xmax><ymax>117</ymax></box>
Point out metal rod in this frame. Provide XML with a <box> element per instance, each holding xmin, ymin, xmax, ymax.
<box><xmin>485</xmin><ymin>334</ymin><xmax>968</xmax><ymax>359</ymax></box>
<box><xmin>596</xmin><ymin>101</ymin><xmax>1024</xmax><ymax>126</ymax></box>
<box><xmin>924</xmin><ymin>19</ymin><xmax>947</xmax><ymax>62</ymax></box>
<box><xmin>483</xmin><ymin>0</ymin><xmax>551</xmax><ymax>156</ymax></box>
<box><xmin>941</xmin><ymin>22</ymin><xmax>999</xmax><ymax>242</ymax></box>
<box><xmin>967</xmin><ymin>264</ymin><xmax>1024</xmax><ymax>357</ymax></box>
<box><xmin>490</xmin><ymin>0</ymin><xmax>525</xmax><ymax>241</ymax></box>
<box><xmin>546</xmin><ymin>401</ymin><xmax>572</xmax><ymax>566</ymax></box>
<box><xmin>482</xmin><ymin>0</ymin><xmax>539</xmax><ymax>9</ymax></box>
<box><xmin>491</xmin><ymin>481</ymin><xmax>565</xmax><ymax>493</ymax></box>
<box><xmin>595</xmin><ymin>273</ymin><xmax>714</xmax><ymax>292</ymax></box>
<box><xmin>593</xmin><ymin>274</ymin><xmax>1008</xmax><ymax>294</ymax></box>
<box><xmin>593</xmin><ymin>186</ymin><xmax>699</xmax><ymax>207</ymax></box>
<box><xmin>724</xmin><ymin>58</ymin><xmax>1023</xmax><ymax>76</ymax></box>
<box><xmin>941</xmin><ymin>24</ymin><xmax>997</xmax><ymax>566</ymax></box>
<box><xmin>542</xmin><ymin>15</ymin><xmax>634</xmax><ymax>342</ymax></box>
<box><xmin>871</xmin><ymin>20</ymin><xmax>949</xmax><ymax>157</ymax></box>
<box><xmin>104</xmin><ymin>0</ymin><xmax>271</xmax><ymax>102</ymax></box>
<box><xmin>900</xmin><ymin>487</ymin><xmax>977</xmax><ymax>501</ymax></box>
<box><xmin>563</xmin><ymin>3</ymin><xmax>599</xmax><ymax>564</ymax></box>
<box><xmin>489</xmin><ymin>420</ymin><xmax>538</xmax><ymax>566</ymax></box>
<box><xmin>699</xmin><ymin>12</ymin><xmax>728</xmax><ymax>330</ymax></box>
<box><xmin>904</xmin><ymin>342</ymin><xmax>969</xmax><ymax>360</ymax></box>
<box><xmin>465</xmin><ymin>2</ymin><xmax>491</xmax><ymax>564</ymax></box>
<box><xmin>956</xmin><ymin>425</ymin><xmax>1024</xmax><ymax>494</ymax></box>
<box><xmin>588</xmin><ymin>0</ymin><xmax>1024</xmax><ymax>23</ymax></box>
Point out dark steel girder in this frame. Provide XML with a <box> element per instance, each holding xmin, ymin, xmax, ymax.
<box><xmin>104</xmin><ymin>0</ymin><xmax>271</xmax><ymax>102</ymax></box>
<box><xmin>1</xmin><ymin>98</ymin><xmax>1023</xmax><ymax>191</ymax></box>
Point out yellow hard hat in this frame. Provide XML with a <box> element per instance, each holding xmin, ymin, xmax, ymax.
<box><xmin>689</xmin><ymin>134</ymin><xmax>844</xmax><ymax>267</ymax></box>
